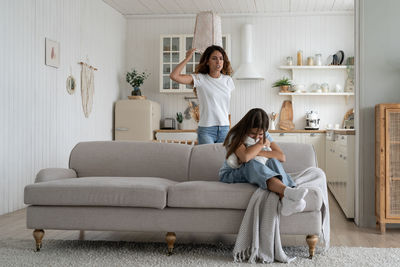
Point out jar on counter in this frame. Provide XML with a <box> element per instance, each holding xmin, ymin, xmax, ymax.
<box><xmin>315</xmin><ymin>54</ymin><xmax>322</xmax><ymax>66</ymax></box>
<box><xmin>307</xmin><ymin>56</ymin><xmax>314</xmax><ymax>66</ymax></box>
<box><xmin>297</xmin><ymin>50</ymin><xmax>303</xmax><ymax>66</ymax></box>
<box><xmin>286</xmin><ymin>56</ymin><xmax>293</xmax><ymax>66</ymax></box>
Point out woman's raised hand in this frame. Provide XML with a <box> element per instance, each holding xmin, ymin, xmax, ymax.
<box><xmin>185</xmin><ymin>48</ymin><xmax>196</xmax><ymax>61</ymax></box>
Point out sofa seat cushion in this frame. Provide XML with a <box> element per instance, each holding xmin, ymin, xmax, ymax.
<box><xmin>24</xmin><ymin>177</ymin><xmax>177</xmax><ymax>209</ymax></box>
<box><xmin>168</xmin><ymin>181</ymin><xmax>323</xmax><ymax>211</ymax></box>
<box><xmin>168</xmin><ymin>181</ymin><xmax>257</xmax><ymax>210</ymax></box>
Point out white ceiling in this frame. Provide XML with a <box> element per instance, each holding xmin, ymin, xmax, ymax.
<box><xmin>104</xmin><ymin>0</ymin><xmax>354</xmax><ymax>16</ymax></box>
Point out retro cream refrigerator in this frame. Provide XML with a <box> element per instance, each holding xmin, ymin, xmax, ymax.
<box><xmin>114</xmin><ymin>100</ymin><xmax>161</xmax><ymax>141</ymax></box>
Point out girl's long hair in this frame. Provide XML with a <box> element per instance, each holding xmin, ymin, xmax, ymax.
<box><xmin>195</xmin><ymin>45</ymin><xmax>233</xmax><ymax>76</ymax></box>
<box><xmin>223</xmin><ymin>108</ymin><xmax>269</xmax><ymax>159</ymax></box>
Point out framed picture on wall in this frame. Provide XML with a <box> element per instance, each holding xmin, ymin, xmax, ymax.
<box><xmin>45</xmin><ymin>38</ymin><xmax>60</xmax><ymax>68</ymax></box>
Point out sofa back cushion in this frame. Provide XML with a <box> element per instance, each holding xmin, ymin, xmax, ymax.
<box><xmin>188</xmin><ymin>143</ymin><xmax>227</xmax><ymax>181</ymax></box>
<box><xmin>188</xmin><ymin>142</ymin><xmax>317</xmax><ymax>181</ymax></box>
<box><xmin>69</xmin><ymin>141</ymin><xmax>192</xmax><ymax>182</ymax></box>
<box><xmin>278</xmin><ymin>142</ymin><xmax>317</xmax><ymax>173</ymax></box>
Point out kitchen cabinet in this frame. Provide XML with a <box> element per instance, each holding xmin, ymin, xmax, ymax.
<box><xmin>160</xmin><ymin>34</ymin><xmax>230</xmax><ymax>93</ymax></box>
<box><xmin>325</xmin><ymin>132</ymin><xmax>355</xmax><ymax>218</ymax></box>
<box><xmin>155</xmin><ymin>130</ymin><xmax>197</xmax><ymax>145</ymax></box>
<box><xmin>269</xmin><ymin>132</ymin><xmax>301</xmax><ymax>143</ymax></box>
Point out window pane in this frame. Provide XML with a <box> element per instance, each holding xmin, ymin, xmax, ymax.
<box><xmin>172</xmin><ymin>38</ymin><xmax>179</xmax><ymax>51</ymax></box>
<box><xmin>172</xmin><ymin>52</ymin><xmax>179</xmax><ymax>62</ymax></box>
<box><xmin>222</xmin><ymin>37</ymin><xmax>226</xmax><ymax>50</ymax></box>
<box><xmin>163</xmin><ymin>76</ymin><xmax>170</xmax><ymax>89</ymax></box>
<box><xmin>163</xmin><ymin>38</ymin><xmax>170</xmax><ymax>51</ymax></box>
<box><xmin>195</xmin><ymin>52</ymin><xmax>201</xmax><ymax>62</ymax></box>
<box><xmin>163</xmin><ymin>64</ymin><xmax>171</xmax><ymax>74</ymax></box>
<box><xmin>172</xmin><ymin>81</ymin><xmax>179</xmax><ymax>89</ymax></box>
<box><xmin>186</xmin><ymin>64</ymin><xmax>193</xmax><ymax>74</ymax></box>
<box><xmin>186</xmin><ymin>37</ymin><xmax>193</xmax><ymax>50</ymax></box>
<box><xmin>186</xmin><ymin>84</ymin><xmax>193</xmax><ymax>89</ymax></box>
<box><xmin>163</xmin><ymin>52</ymin><xmax>170</xmax><ymax>63</ymax></box>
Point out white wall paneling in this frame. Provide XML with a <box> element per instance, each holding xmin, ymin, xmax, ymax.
<box><xmin>125</xmin><ymin>13</ymin><xmax>354</xmax><ymax>128</ymax></box>
<box><xmin>0</xmin><ymin>0</ymin><xmax>126</xmax><ymax>215</ymax></box>
<box><xmin>104</xmin><ymin>0</ymin><xmax>354</xmax><ymax>16</ymax></box>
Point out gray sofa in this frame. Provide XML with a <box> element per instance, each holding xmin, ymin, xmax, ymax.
<box><xmin>24</xmin><ymin>141</ymin><xmax>324</xmax><ymax>258</ymax></box>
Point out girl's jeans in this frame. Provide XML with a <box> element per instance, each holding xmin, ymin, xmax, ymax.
<box><xmin>219</xmin><ymin>158</ymin><xmax>296</xmax><ymax>189</ymax></box>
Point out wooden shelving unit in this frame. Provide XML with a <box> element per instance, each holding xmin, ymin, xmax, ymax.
<box><xmin>279</xmin><ymin>65</ymin><xmax>349</xmax><ymax>70</ymax></box>
<box><xmin>375</xmin><ymin>103</ymin><xmax>400</xmax><ymax>233</ymax></box>
<box><xmin>278</xmin><ymin>92</ymin><xmax>354</xmax><ymax>96</ymax></box>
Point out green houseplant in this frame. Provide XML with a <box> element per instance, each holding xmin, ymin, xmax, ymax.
<box><xmin>272</xmin><ymin>77</ymin><xmax>293</xmax><ymax>92</ymax></box>
<box><xmin>126</xmin><ymin>69</ymin><xmax>150</xmax><ymax>96</ymax></box>
<box><xmin>176</xmin><ymin>112</ymin><xmax>183</xmax><ymax>129</ymax></box>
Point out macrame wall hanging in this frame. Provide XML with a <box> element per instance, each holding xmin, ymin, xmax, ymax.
<box><xmin>192</xmin><ymin>11</ymin><xmax>222</xmax><ymax>53</ymax></box>
<box><xmin>78</xmin><ymin>60</ymin><xmax>97</xmax><ymax>118</ymax></box>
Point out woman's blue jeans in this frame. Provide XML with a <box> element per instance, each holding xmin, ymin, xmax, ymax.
<box><xmin>197</xmin><ymin>126</ymin><xmax>229</xmax><ymax>145</ymax></box>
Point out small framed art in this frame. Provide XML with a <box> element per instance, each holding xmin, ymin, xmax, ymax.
<box><xmin>45</xmin><ymin>38</ymin><xmax>60</xmax><ymax>68</ymax></box>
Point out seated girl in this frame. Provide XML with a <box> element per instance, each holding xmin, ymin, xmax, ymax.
<box><xmin>219</xmin><ymin>108</ymin><xmax>308</xmax><ymax>216</ymax></box>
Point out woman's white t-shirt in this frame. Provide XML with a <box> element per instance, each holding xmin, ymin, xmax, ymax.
<box><xmin>191</xmin><ymin>73</ymin><xmax>235</xmax><ymax>127</ymax></box>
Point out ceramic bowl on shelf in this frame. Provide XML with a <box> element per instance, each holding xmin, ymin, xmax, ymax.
<box><xmin>292</xmin><ymin>84</ymin><xmax>305</xmax><ymax>92</ymax></box>
<box><xmin>321</xmin><ymin>83</ymin><xmax>329</xmax><ymax>93</ymax></box>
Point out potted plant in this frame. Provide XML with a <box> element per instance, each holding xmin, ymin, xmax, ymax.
<box><xmin>272</xmin><ymin>77</ymin><xmax>293</xmax><ymax>92</ymax></box>
<box><xmin>126</xmin><ymin>69</ymin><xmax>150</xmax><ymax>96</ymax></box>
<box><xmin>176</xmin><ymin>112</ymin><xmax>183</xmax><ymax>130</ymax></box>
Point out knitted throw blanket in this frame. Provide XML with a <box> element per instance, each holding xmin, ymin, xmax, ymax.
<box><xmin>233</xmin><ymin>167</ymin><xmax>330</xmax><ymax>263</ymax></box>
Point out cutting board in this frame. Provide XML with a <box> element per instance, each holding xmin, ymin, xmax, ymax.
<box><xmin>279</xmin><ymin>100</ymin><xmax>295</xmax><ymax>130</ymax></box>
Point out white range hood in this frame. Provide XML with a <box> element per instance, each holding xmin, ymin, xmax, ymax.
<box><xmin>234</xmin><ymin>24</ymin><xmax>264</xmax><ymax>80</ymax></box>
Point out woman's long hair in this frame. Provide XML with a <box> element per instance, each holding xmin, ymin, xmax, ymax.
<box><xmin>223</xmin><ymin>108</ymin><xmax>269</xmax><ymax>159</ymax></box>
<box><xmin>195</xmin><ymin>45</ymin><xmax>233</xmax><ymax>76</ymax></box>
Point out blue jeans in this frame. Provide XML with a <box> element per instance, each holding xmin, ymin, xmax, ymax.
<box><xmin>219</xmin><ymin>158</ymin><xmax>296</xmax><ymax>189</ymax></box>
<box><xmin>197</xmin><ymin>126</ymin><xmax>229</xmax><ymax>145</ymax></box>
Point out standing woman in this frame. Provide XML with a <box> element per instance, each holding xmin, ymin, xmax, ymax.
<box><xmin>170</xmin><ymin>45</ymin><xmax>235</xmax><ymax>144</ymax></box>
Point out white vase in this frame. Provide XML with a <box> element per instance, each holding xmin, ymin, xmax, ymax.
<box><xmin>270</xmin><ymin>121</ymin><xmax>276</xmax><ymax>130</ymax></box>
<box><xmin>177</xmin><ymin>123</ymin><xmax>183</xmax><ymax>130</ymax></box>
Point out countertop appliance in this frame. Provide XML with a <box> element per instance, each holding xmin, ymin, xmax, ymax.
<box><xmin>161</xmin><ymin>118</ymin><xmax>176</xmax><ymax>129</ymax></box>
<box><xmin>114</xmin><ymin>99</ymin><xmax>161</xmax><ymax>141</ymax></box>
<box><xmin>305</xmin><ymin>110</ymin><xmax>320</xmax><ymax>130</ymax></box>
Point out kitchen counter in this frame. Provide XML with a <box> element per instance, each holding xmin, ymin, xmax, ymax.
<box><xmin>155</xmin><ymin>129</ymin><xmax>356</xmax><ymax>134</ymax></box>
<box><xmin>329</xmin><ymin>129</ymin><xmax>355</xmax><ymax>135</ymax></box>
<box><xmin>269</xmin><ymin>130</ymin><xmax>326</xmax><ymax>133</ymax></box>
<box><xmin>155</xmin><ymin>129</ymin><xmax>197</xmax><ymax>133</ymax></box>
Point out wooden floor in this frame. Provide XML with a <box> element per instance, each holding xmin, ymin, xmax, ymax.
<box><xmin>1</xmin><ymin>191</ymin><xmax>400</xmax><ymax>248</ymax></box>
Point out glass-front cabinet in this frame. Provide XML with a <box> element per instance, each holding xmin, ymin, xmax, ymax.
<box><xmin>160</xmin><ymin>34</ymin><xmax>230</xmax><ymax>93</ymax></box>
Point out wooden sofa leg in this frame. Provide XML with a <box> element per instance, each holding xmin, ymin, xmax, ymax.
<box><xmin>165</xmin><ymin>232</ymin><xmax>176</xmax><ymax>256</ymax></box>
<box><xmin>79</xmin><ymin>230</ymin><xmax>85</xmax><ymax>240</ymax></box>
<box><xmin>306</xmin><ymin>235</ymin><xmax>318</xmax><ymax>259</ymax></box>
<box><xmin>33</xmin><ymin>229</ymin><xmax>45</xmax><ymax>251</ymax></box>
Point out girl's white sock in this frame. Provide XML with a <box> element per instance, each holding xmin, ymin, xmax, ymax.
<box><xmin>284</xmin><ymin>187</ymin><xmax>308</xmax><ymax>201</ymax></box>
<box><xmin>281</xmin><ymin>197</ymin><xmax>306</xmax><ymax>216</ymax></box>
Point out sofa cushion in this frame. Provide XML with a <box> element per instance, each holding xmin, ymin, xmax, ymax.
<box><xmin>188</xmin><ymin>143</ymin><xmax>317</xmax><ymax>182</ymax></box>
<box><xmin>69</xmin><ymin>141</ymin><xmax>192</xmax><ymax>182</ymax></box>
<box><xmin>24</xmin><ymin>177</ymin><xmax>177</xmax><ymax>209</ymax></box>
<box><xmin>188</xmin><ymin>144</ymin><xmax>226</xmax><ymax>181</ymax></box>
<box><xmin>278</xmin><ymin>142</ymin><xmax>317</xmax><ymax>173</ymax></box>
<box><xmin>168</xmin><ymin>181</ymin><xmax>257</xmax><ymax>209</ymax></box>
<box><xmin>168</xmin><ymin>181</ymin><xmax>323</xmax><ymax>211</ymax></box>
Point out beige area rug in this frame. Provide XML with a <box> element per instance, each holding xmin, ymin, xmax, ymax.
<box><xmin>1</xmin><ymin>239</ymin><xmax>400</xmax><ymax>266</ymax></box>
